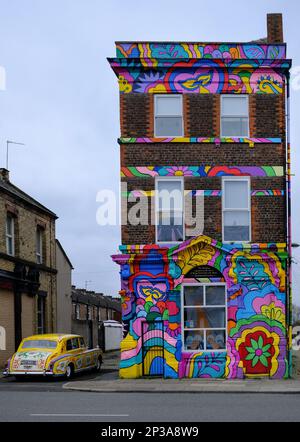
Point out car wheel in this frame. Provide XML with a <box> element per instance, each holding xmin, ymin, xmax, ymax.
<box><xmin>95</xmin><ymin>357</ymin><xmax>102</xmax><ymax>373</ymax></box>
<box><xmin>65</xmin><ymin>364</ymin><xmax>74</xmax><ymax>379</ymax></box>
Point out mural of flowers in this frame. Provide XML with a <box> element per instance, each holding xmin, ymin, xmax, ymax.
<box><xmin>245</xmin><ymin>335</ymin><xmax>272</xmax><ymax>368</ymax></box>
<box><xmin>238</xmin><ymin>330</ymin><xmax>275</xmax><ymax>375</ymax></box>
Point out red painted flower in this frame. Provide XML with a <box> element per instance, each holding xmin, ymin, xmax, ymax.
<box><xmin>239</xmin><ymin>331</ymin><xmax>275</xmax><ymax>375</ymax></box>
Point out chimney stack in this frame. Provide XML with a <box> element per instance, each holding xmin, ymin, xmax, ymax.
<box><xmin>0</xmin><ymin>168</ymin><xmax>10</xmax><ymax>182</ymax></box>
<box><xmin>267</xmin><ymin>13</ymin><xmax>284</xmax><ymax>43</ymax></box>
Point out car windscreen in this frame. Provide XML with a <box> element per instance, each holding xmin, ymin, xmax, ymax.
<box><xmin>22</xmin><ymin>340</ymin><xmax>57</xmax><ymax>349</ymax></box>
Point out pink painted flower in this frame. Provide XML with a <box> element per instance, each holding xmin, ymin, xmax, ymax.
<box><xmin>166</xmin><ymin>166</ymin><xmax>193</xmax><ymax>176</ymax></box>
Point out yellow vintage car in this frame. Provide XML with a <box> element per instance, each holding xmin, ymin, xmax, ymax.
<box><xmin>3</xmin><ymin>334</ymin><xmax>103</xmax><ymax>379</ymax></box>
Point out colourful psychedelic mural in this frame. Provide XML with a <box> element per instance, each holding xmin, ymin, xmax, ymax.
<box><xmin>116</xmin><ymin>42</ymin><xmax>286</xmax><ymax>61</ymax></box>
<box><xmin>113</xmin><ymin>236</ymin><xmax>288</xmax><ymax>379</ymax></box>
<box><xmin>121</xmin><ymin>165</ymin><xmax>284</xmax><ymax>178</ymax></box>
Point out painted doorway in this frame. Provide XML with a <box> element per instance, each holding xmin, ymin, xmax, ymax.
<box><xmin>142</xmin><ymin>320</ymin><xmax>165</xmax><ymax>377</ymax></box>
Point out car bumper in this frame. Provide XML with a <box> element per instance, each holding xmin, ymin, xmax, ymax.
<box><xmin>3</xmin><ymin>370</ymin><xmax>63</xmax><ymax>377</ymax></box>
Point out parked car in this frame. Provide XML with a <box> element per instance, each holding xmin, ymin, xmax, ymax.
<box><xmin>3</xmin><ymin>334</ymin><xmax>103</xmax><ymax>379</ymax></box>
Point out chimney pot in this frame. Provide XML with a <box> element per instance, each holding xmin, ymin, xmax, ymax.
<box><xmin>0</xmin><ymin>168</ymin><xmax>10</xmax><ymax>182</ymax></box>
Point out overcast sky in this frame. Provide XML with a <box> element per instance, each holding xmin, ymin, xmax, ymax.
<box><xmin>0</xmin><ymin>0</ymin><xmax>300</xmax><ymax>302</ymax></box>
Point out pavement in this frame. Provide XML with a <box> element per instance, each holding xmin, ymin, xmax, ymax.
<box><xmin>64</xmin><ymin>376</ymin><xmax>300</xmax><ymax>394</ymax></box>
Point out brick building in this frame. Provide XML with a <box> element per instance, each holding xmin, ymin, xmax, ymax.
<box><xmin>0</xmin><ymin>168</ymin><xmax>57</xmax><ymax>367</ymax></box>
<box><xmin>108</xmin><ymin>14</ymin><xmax>292</xmax><ymax>378</ymax></box>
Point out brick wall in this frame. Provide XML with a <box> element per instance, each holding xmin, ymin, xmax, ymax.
<box><xmin>119</xmin><ymin>90</ymin><xmax>286</xmax><ymax>247</ymax></box>
<box><xmin>121</xmin><ymin>175</ymin><xmax>286</xmax><ymax>244</ymax></box>
<box><xmin>121</xmin><ymin>142</ymin><xmax>284</xmax><ymax>166</ymax></box>
<box><xmin>120</xmin><ymin>93</ymin><xmax>285</xmax><ymax>140</ymax></box>
<box><xmin>120</xmin><ymin>94</ymin><xmax>152</xmax><ymax>137</ymax></box>
<box><xmin>250</xmin><ymin>95</ymin><xmax>285</xmax><ymax>138</ymax></box>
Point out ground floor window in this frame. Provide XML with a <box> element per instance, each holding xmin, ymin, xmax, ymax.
<box><xmin>183</xmin><ymin>284</ymin><xmax>226</xmax><ymax>351</ymax></box>
<box><xmin>37</xmin><ymin>295</ymin><xmax>46</xmax><ymax>334</ymax></box>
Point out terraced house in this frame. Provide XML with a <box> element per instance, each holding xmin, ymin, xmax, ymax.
<box><xmin>0</xmin><ymin>168</ymin><xmax>57</xmax><ymax>368</ymax></box>
<box><xmin>108</xmin><ymin>13</ymin><xmax>292</xmax><ymax>379</ymax></box>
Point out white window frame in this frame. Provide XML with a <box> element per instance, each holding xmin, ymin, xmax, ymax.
<box><xmin>36</xmin><ymin>228</ymin><xmax>43</xmax><ymax>264</ymax></box>
<box><xmin>222</xmin><ymin>176</ymin><xmax>251</xmax><ymax>243</ymax></box>
<box><xmin>182</xmin><ymin>282</ymin><xmax>227</xmax><ymax>353</ymax></box>
<box><xmin>154</xmin><ymin>94</ymin><xmax>184</xmax><ymax>138</ymax></box>
<box><xmin>6</xmin><ymin>214</ymin><xmax>15</xmax><ymax>256</ymax></box>
<box><xmin>221</xmin><ymin>95</ymin><xmax>249</xmax><ymax>138</ymax></box>
<box><xmin>155</xmin><ymin>176</ymin><xmax>185</xmax><ymax>245</ymax></box>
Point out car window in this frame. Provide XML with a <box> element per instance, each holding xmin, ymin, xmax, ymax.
<box><xmin>71</xmin><ymin>338</ymin><xmax>79</xmax><ymax>350</ymax></box>
<box><xmin>66</xmin><ymin>339</ymin><xmax>73</xmax><ymax>351</ymax></box>
<box><xmin>79</xmin><ymin>337</ymin><xmax>85</xmax><ymax>348</ymax></box>
<box><xmin>22</xmin><ymin>340</ymin><xmax>57</xmax><ymax>349</ymax></box>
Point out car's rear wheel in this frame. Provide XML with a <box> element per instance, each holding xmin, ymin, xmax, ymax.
<box><xmin>65</xmin><ymin>364</ymin><xmax>74</xmax><ymax>379</ymax></box>
<box><xmin>95</xmin><ymin>357</ymin><xmax>102</xmax><ymax>373</ymax></box>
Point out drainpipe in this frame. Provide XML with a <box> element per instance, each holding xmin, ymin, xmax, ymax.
<box><xmin>285</xmin><ymin>72</ymin><xmax>292</xmax><ymax>377</ymax></box>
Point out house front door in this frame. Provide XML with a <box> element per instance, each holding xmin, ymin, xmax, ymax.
<box><xmin>142</xmin><ymin>320</ymin><xmax>164</xmax><ymax>377</ymax></box>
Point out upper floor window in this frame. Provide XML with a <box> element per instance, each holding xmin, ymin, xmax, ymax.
<box><xmin>221</xmin><ymin>95</ymin><xmax>249</xmax><ymax>137</ymax></box>
<box><xmin>154</xmin><ymin>95</ymin><xmax>183</xmax><ymax>137</ymax></box>
<box><xmin>155</xmin><ymin>177</ymin><xmax>184</xmax><ymax>244</ymax></box>
<box><xmin>6</xmin><ymin>214</ymin><xmax>15</xmax><ymax>256</ymax></box>
<box><xmin>36</xmin><ymin>227</ymin><xmax>44</xmax><ymax>264</ymax></box>
<box><xmin>222</xmin><ymin>177</ymin><xmax>251</xmax><ymax>242</ymax></box>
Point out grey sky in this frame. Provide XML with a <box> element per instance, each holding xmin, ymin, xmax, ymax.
<box><xmin>0</xmin><ymin>0</ymin><xmax>299</xmax><ymax>302</ymax></box>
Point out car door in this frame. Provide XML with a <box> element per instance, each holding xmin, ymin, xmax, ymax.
<box><xmin>66</xmin><ymin>338</ymin><xmax>82</xmax><ymax>372</ymax></box>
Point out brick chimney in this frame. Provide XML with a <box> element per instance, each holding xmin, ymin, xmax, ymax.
<box><xmin>0</xmin><ymin>168</ymin><xmax>10</xmax><ymax>182</ymax></box>
<box><xmin>267</xmin><ymin>13</ymin><xmax>284</xmax><ymax>43</ymax></box>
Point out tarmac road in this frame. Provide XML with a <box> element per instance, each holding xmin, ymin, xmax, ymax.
<box><xmin>0</xmin><ymin>374</ymin><xmax>300</xmax><ymax>422</ymax></box>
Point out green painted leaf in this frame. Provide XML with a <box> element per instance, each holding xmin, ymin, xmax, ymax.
<box><xmin>262</xmin><ymin>344</ymin><xmax>271</xmax><ymax>352</ymax></box>
<box><xmin>246</xmin><ymin>346</ymin><xmax>255</xmax><ymax>354</ymax></box>
<box><xmin>252</xmin><ymin>355</ymin><xmax>259</xmax><ymax>367</ymax></box>
<box><xmin>245</xmin><ymin>353</ymin><xmax>255</xmax><ymax>361</ymax></box>
<box><xmin>260</xmin><ymin>355</ymin><xmax>269</xmax><ymax>368</ymax></box>
<box><xmin>258</xmin><ymin>336</ymin><xmax>264</xmax><ymax>349</ymax></box>
<box><xmin>251</xmin><ymin>339</ymin><xmax>259</xmax><ymax>350</ymax></box>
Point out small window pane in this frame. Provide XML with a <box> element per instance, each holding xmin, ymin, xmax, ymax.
<box><xmin>224</xmin><ymin>180</ymin><xmax>249</xmax><ymax>209</ymax></box>
<box><xmin>221</xmin><ymin>117</ymin><xmax>249</xmax><ymax>137</ymax></box>
<box><xmin>6</xmin><ymin>216</ymin><xmax>13</xmax><ymax>235</ymax></box>
<box><xmin>184</xmin><ymin>330</ymin><xmax>204</xmax><ymax>350</ymax></box>
<box><xmin>156</xmin><ymin>96</ymin><xmax>182</xmax><ymax>116</ymax></box>
<box><xmin>206</xmin><ymin>330</ymin><xmax>226</xmax><ymax>350</ymax></box>
<box><xmin>184</xmin><ymin>307</ymin><xmax>225</xmax><ymax>329</ymax></box>
<box><xmin>157</xmin><ymin>223</ymin><xmax>184</xmax><ymax>242</ymax></box>
<box><xmin>158</xmin><ymin>180</ymin><xmax>183</xmax><ymax>211</ymax></box>
<box><xmin>155</xmin><ymin>117</ymin><xmax>183</xmax><ymax>137</ymax></box>
<box><xmin>222</xmin><ymin>97</ymin><xmax>248</xmax><ymax>116</ymax></box>
<box><xmin>206</xmin><ymin>286</ymin><xmax>225</xmax><ymax>305</ymax></box>
<box><xmin>184</xmin><ymin>286</ymin><xmax>204</xmax><ymax>306</ymax></box>
<box><xmin>224</xmin><ymin>211</ymin><xmax>250</xmax><ymax>241</ymax></box>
